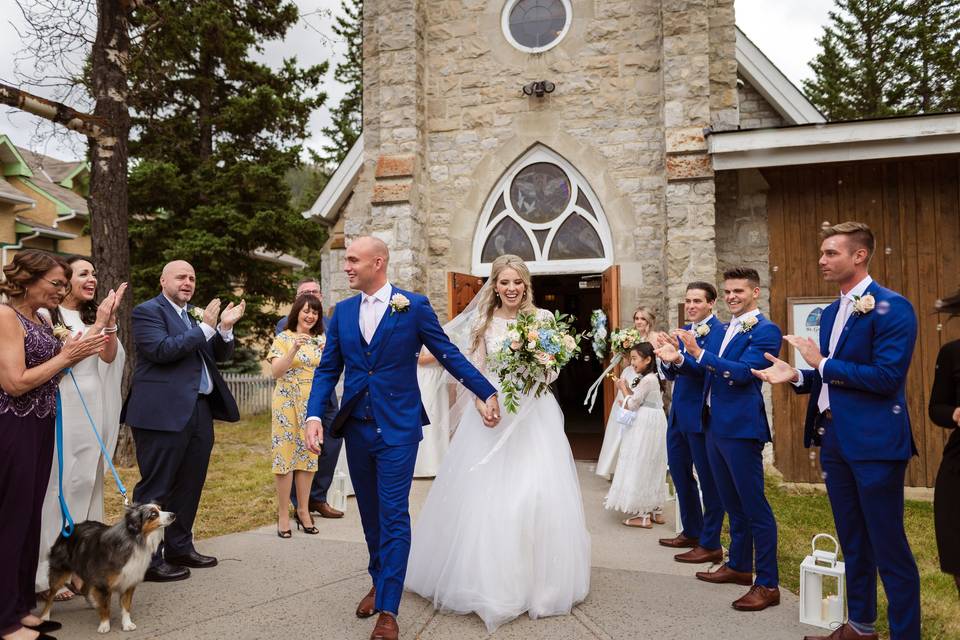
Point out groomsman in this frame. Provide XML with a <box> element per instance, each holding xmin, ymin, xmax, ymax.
<box><xmin>658</xmin><ymin>282</ymin><xmax>726</xmax><ymax>565</ymax></box>
<box><xmin>656</xmin><ymin>267</ymin><xmax>781</xmax><ymax>612</ymax></box>
<box><xmin>754</xmin><ymin>222</ymin><xmax>921</xmax><ymax>640</ymax></box>
<box><xmin>123</xmin><ymin>261</ymin><xmax>243</xmax><ymax>581</ymax></box>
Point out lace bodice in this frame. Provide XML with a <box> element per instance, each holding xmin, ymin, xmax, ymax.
<box><xmin>0</xmin><ymin>306</ymin><xmax>62</xmax><ymax>418</ymax></box>
<box><xmin>623</xmin><ymin>372</ymin><xmax>663</xmax><ymax>411</ymax></box>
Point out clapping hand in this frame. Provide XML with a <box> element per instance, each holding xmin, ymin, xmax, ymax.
<box><xmin>750</xmin><ymin>352</ymin><xmax>800</xmax><ymax>384</ymax></box>
<box><xmin>219</xmin><ymin>300</ymin><xmax>246</xmax><ymax>331</ymax></box>
<box><xmin>202</xmin><ymin>298</ymin><xmax>221</xmax><ymax>328</ymax></box>
<box><xmin>94</xmin><ymin>282</ymin><xmax>128</xmax><ymax>329</ymax></box>
<box><xmin>783</xmin><ymin>335</ymin><xmax>822</xmax><ymax>370</ymax></box>
<box><xmin>305</xmin><ymin>418</ymin><xmax>324</xmax><ymax>454</ymax></box>
<box><xmin>61</xmin><ymin>331</ymin><xmax>109</xmax><ymax>366</ymax></box>
<box><xmin>653</xmin><ymin>338</ymin><xmax>681</xmax><ymax>364</ymax></box>
<box><xmin>672</xmin><ymin>329</ymin><xmax>701</xmax><ymax>359</ymax></box>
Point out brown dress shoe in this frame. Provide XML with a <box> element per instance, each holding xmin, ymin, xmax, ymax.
<box><xmin>674</xmin><ymin>545</ymin><xmax>724</xmax><ymax>564</ymax></box>
<box><xmin>803</xmin><ymin>624</ymin><xmax>878</xmax><ymax>640</ymax></box>
<box><xmin>356</xmin><ymin>586</ymin><xmax>376</xmax><ymax>618</ymax></box>
<box><xmin>658</xmin><ymin>533</ymin><xmax>699</xmax><ymax>548</ymax></box>
<box><xmin>732</xmin><ymin>584</ymin><xmax>780</xmax><ymax>611</ymax></box>
<box><xmin>310</xmin><ymin>501</ymin><xmax>344</xmax><ymax>519</ymax></box>
<box><xmin>370</xmin><ymin>612</ymin><xmax>399</xmax><ymax>640</ymax></box>
<box><xmin>695</xmin><ymin>563</ymin><xmax>753</xmax><ymax>586</ymax></box>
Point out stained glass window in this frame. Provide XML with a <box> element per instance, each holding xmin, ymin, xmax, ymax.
<box><xmin>502</xmin><ymin>0</ymin><xmax>571</xmax><ymax>53</ymax></box>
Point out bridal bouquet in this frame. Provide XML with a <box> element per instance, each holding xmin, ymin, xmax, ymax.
<box><xmin>609</xmin><ymin>327</ymin><xmax>646</xmax><ymax>355</ymax></box>
<box><xmin>488</xmin><ymin>311</ymin><xmax>583</xmax><ymax>413</ymax></box>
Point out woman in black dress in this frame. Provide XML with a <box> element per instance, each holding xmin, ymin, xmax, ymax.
<box><xmin>931</xmin><ymin>291</ymin><xmax>960</xmax><ymax>597</ymax></box>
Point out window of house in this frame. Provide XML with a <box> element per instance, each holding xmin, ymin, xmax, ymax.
<box><xmin>502</xmin><ymin>0</ymin><xmax>572</xmax><ymax>53</ymax></box>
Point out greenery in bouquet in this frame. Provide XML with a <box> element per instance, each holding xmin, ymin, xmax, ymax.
<box><xmin>590</xmin><ymin>309</ymin><xmax>608</xmax><ymax>360</ymax></box>
<box><xmin>609</xmin><ymin>327</ymin><xmax>646</xmax><ymax>355</ymax></box>
<box><xmin>488</xmin><ymin>311</ymin><xmax>584</xmax><ymax>413</ymax></box>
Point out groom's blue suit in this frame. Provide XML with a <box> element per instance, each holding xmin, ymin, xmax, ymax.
<box><xmin>792</xmin><ymin>279</ymin><xmax>921</xmax><ymax>639</ymax></box>
<box><xmin>306</xmin><ymin>285</ymin><xmax>496</xmax><ymax>615</ymax></box>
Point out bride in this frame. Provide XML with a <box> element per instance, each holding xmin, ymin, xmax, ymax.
<box><xmin>405</xmin><ymin>254</ymin><xmax>591</xmax><ymax>632</ymax></box>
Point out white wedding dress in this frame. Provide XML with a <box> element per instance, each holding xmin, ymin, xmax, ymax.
<box><xmin>405</xmin><ymin>312</ymin><xmax>591</xmax><ymax>633</ymax></box>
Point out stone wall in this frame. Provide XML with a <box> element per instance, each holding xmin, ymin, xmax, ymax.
<box><xmin>737</xmin><ymin>74</ymin><xmax>786</xmax><ymax>130</ymax></box>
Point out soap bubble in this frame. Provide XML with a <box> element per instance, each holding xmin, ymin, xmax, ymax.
<box><xmin>816</xmin><ymin>426</ymin><xmax>826</xmax><ymax>436</ymax></box>
<box><xmin>723</xmin><ymin>371</ymin><xmax>731</xmax><ymax>379</ymax></box>
<box><xmin>877</xmin><ymin>300</ymin><xmax>891</xmax><ymax>315</ymax></box>
<box><xmin>892</xmin><ymin>404</ymin><xmax>902</xmax><ymax>414</ymax></box>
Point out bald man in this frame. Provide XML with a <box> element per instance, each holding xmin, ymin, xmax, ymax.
<box><xmin>121</xmin><ymin>261</ymin><xmax>245</xmax><ymax>582</ymax></box>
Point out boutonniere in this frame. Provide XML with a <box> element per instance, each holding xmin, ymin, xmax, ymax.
<box><xmin>738</xmin><ymin>316</ymin><xmax>759</xmax><ymax>334</ymax></box>
<box><xmin>190</xmin><ymin>307</ymin><xmax>204</xmax><ymax>323</ymax></box>
<box><xmin>852</xmin><ymin>294</ymin><xmax>875</xmax><ymax>316</ymax></box>
<box><xmin>389</xmin><ymin>293</ymin><xmax>410</xmax><ymax>314</ymax></box>
<box><xmin>695</xmin><ymin>323</ymin><xmax>711</xmax><ymax>338</ymax></box>
<box><xmin>52</xmin><ymin>323</ymin><xmax>72</xmax><ymax>342</ymax></box>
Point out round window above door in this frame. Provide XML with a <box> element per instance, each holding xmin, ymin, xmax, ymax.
<box><xmin>502</xmin><ymin>0</ymin><xmax>572</xmax><ymax>53</ymax></box>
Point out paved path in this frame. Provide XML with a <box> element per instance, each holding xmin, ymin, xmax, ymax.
<box><xmin>48</xmin><ymin>464</ymin><xmax>821</xmax><ymax>639</ymax></box>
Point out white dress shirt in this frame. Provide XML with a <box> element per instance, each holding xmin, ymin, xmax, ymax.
<box><xmin>360</xmin><ymin>281</ymin><xmax>393</xmax><ymax>343</ymax></box>
<box><xmin>792</xmin><ymin>275</ymin><xmax>873</xmax><ymax>412</ymax></box>
<box><xmin>694</xmin><ymin>308</ymin><xmax>760</xmax><ymax>407</ymax></box>
<box><xmin>164</xmin><ymin>295</ymin><xmax>233</xmax><ymax>395</ymax></box>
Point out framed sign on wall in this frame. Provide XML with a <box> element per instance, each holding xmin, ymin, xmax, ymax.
<box><xmin>786</xmin><ymin>297</ymin><xmax>836</xmax><ymax>369</ymax></box>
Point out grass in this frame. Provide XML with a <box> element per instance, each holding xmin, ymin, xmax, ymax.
<box><xmin>104</xmin><ymin>417</ymin><xmax>959</xmax><ymax>638</ymax></box>
<box><xmin>104</xmin><ymin>412</ymin><xmax>276</xmax><ymax>540</ymax></box>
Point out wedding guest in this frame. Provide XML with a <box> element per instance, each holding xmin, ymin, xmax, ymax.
<box><xmin>267</xmin><ymin>294</ymin><xmax>326</xmax><ymax>537</ymax></box>
<box><xmin>633</xmin><ymin>305</ymin><xmax>656</xmax><ymax>340</ymax></box>
<box><xmin>122</xmin><ymin>261</ymin><xmax>243</xmax><ymax>582</ymax></box>
<box><xmin>604</xmin><ymin>343</ymin><xmax>668</xmax><ymax>528</ymax></box>
<box><xmin>657</xmin><ymin>267</ymin><xmax>781</xmax><ymax>612</ymax></box>
<box><xmin>277</xmin><ymin>278</ymin><xmax>342</xmax><ymax>519</ymax></box>
<box><xmin>36</xmin><ymin>257</ymin><xmax>127</xmax><ymax>602</ymax></box>
<box><xmin>930</xmin><ymin>291</ymin><xmax>960</xmax><ymax>597</ymax></box>
<box><xmin>657</xmin><ymin>282</ymin><xmax>726</xmax><ymax>565</ymax></box>
<box><xmin>755</xmin><ymin>222</ymin><xmax>921</xmax><ymax>639</ymax></box>
<box><xmin>0</xmin><ymin>250</ymin><xmax>107</xmax><ymax>640</ymax></box>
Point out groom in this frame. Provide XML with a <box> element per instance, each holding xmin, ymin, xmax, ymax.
<box><xmin>304</xmin><ymin>236</ymin><xmax>499</xmax><ymax>640</ymax></box>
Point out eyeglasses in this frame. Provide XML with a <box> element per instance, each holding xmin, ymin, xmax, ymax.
<box><xmin>42</xmin><ymin>278</ymin><xmax>70</xmax><ymax>291</ymax></box>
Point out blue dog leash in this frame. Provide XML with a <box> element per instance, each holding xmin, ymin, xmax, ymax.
<box><xmin>56</xmin><ymin>368</ymin><xmax>129</xmax><ymax>537</ymax></box>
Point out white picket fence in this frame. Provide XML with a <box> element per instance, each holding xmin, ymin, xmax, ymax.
<box><xmin>223</xmin><ymin>373</ymin><xmax>273</xmax><ymax>416</ymax></box>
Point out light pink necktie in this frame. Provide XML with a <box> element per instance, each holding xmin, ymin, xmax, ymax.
<box><xmin>361</xmin><ymin>296</ymin><xmax>376</xmax><ymax>343</ymax></box>
<box><xmin>818</xmin><ymin>297</ymin><xmax>851</xmax><ymax>412</ymax></box>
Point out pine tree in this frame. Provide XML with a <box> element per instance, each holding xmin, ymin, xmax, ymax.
<box><xmin>803</xmin><ymin>0</ymin><xmax>907</xmax><ymax>120</ymax></box>
<box><xmin>320</xmin><ymin>0</ymin><xmax>363</xmax><ymax>168</ymax></box>
<box><xmin>897</xmin><ymin>0</ymin><xmax>960</xmax><ymax>113</ymax></box>
<box><xmin>126</xmin><ymin>0</ymin><xmax>328</xmax><ymax>345</ymax></box>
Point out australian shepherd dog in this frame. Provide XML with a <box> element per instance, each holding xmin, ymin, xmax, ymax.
<box><xmin>39</xmin><ymin>503</ymin><xmax>174</xmax><ymax>633</ymax></box>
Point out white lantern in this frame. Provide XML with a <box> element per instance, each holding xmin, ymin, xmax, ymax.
<box><xmin>327</xmin><ymin>469</ymin><xmax>348</xmax><ymax>513</ymax></box>
<box><xmin>799</xmin><ymin>534</ymin><xmax>846</xmax><ymax>629</ymax></box>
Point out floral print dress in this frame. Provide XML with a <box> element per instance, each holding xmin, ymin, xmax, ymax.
<box><xmin>267</xmin><ymin>330</ymin><xmax>325</xmax><ymax>474</ymax></box>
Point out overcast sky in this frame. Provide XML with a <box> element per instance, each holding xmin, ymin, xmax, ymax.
<box><xmin>0</xmin><ymin>0</ymin><xmax>835</xmax><ymax>162</ymax></box>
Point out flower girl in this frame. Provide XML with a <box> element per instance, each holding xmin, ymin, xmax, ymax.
<box><xmin>603</xmin><ymin>342</ymin><xmax>668</xmax><ymax>527</ymax></box>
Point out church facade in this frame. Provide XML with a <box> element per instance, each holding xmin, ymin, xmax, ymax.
<box><xmin>307</xmin><ymin>0</ymin><xmax>960</xmax><ymax>486</ymax></box>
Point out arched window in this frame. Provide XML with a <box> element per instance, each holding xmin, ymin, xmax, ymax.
<box><xmin>501</xmin><ymin>0</ymin><xmax>572</xmax><ymax>53</ymax></box>
<box><xmin>472</xmin><ymin>146</ymin><xmax>613</xmax><ymax>275</ymax></box>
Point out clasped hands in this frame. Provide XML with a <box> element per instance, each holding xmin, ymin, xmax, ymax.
<box><xmin>199</xmin><ymin>298</ymin><xmax>247</xmax><ymax>331</ymax></box>
<box><xmin>475</xmin><ymin>395</ymin><xmax>501</xmax><ymax>428</ymax></box>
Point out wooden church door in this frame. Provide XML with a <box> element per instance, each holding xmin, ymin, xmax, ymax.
<box><xmin>600</xmin><ymin>265</ymin><xmax>620</xmax><ymax>425</ymax></box>
<box><xmin>447</xmin><ymin>271</ymin><xmax>486</xmax><ymax>320</ymax></box>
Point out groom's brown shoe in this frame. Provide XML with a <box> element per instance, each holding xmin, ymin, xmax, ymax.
<box><xmin>731</xmin><ymin>585</ymin><xmax>780</xmax><ymax>611</ymax></box>
<box><xmin>803</xmin><ymin>624</ymin><xmax>878</xmax><ymax>640</ymax></box>
<box><xmin>695</xmin><ymin>563</ymin><xmax>753</xmax><ymax>586</ymax></box>
<box><xmin>674</xmin><ymin>545</ymin><xmax>723</xmax><ymax>564</ymax></box>
<box><xmin>356</xmin><ymin>586</ymin><xmax>376</xmax><ymax>618</ymax></box>
<box><xmin>658</xmin><ymin>533</ymin><xmax>699</xmax><ymax>548</ymax></box>
<box><xmin>370</xmin><ymin>613</ymin><xmax>398</xmax><ymax>640</ymax></box>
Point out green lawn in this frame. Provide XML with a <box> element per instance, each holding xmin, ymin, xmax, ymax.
<box><xmin>106</xmin><ymin>415</ymin><xmax>959</xmax><ymax>638</ymax></box>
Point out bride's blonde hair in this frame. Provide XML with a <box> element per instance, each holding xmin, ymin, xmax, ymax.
<box><xmin>470</xmin><ymin>254</ymin><xmax>537</xmax><ymax>353</ymax></box>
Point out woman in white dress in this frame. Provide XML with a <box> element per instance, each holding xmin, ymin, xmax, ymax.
<box><xmin>603</xmin><ymin>342</ymin><xmax>668</xmax><ymax>528</ymax></box>
<box><xmin>595</xmin><ymin>306</ymin><xmax>656</xmax><ymax>479</ymax></box>
<box><xmin>413</xmin><ymin>352</ymin><xmax>452</xmax><ymax>477</ymax></box>
<box><xmin>36</xmin><ymin>257</ymin><xmax>126</xmax><ymax>598</ymax></box>
<box><xmin>405</xmin><ymin>255</ymin><xmax>591</xmax><ymax>633</ymax></box>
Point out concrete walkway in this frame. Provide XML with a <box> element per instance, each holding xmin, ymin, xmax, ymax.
<box><xmin>48</xmin><ymin>464</ymin><xmax>821</xmax><ymax>639</ymax></box>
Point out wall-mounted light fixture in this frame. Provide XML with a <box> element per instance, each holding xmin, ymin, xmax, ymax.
<box><xmin>522</xmin><ymin>80</ymin><xmax>556</xmax><ymax>98</ymax></box>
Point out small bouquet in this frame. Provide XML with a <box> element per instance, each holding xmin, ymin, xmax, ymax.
<box><xmin>609</xmin><ymin>327</ymin><xmax>646</xmax><ymax>355</ymax></box>
<box><xmin>590</xmin><ymin>309</ymin><xmax>608</xmax><ymax>360</ymax></box>
<box><xmin>488</xmin><ymin>311</ymin><xmax>584</xmax><ymax>413</ymax></box>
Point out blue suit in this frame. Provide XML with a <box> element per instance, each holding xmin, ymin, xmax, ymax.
<box><xmin>305</xmin><ymin>287</ymin><xmax>496</xmax><ymax>614</ymax></box>
<box><xmin>679</xmin><ymin>313</ymin><xmax>781</xmax><ymax>587</ymax></box>
<box><xmin>660</xmin><ymin>315</ymin><xmax>725</xmax><ymax>550</ymax></box>
<box><xmin>122</xmin><ymin>294</ymin><xmax>240</xmax><ymax>564</ymax></box>
<box><xmin>275</xmin><ymin>316</ymin><xmax>341</xmax><ymax>507</ymax></box>
<box><xmin>793</xmin><ymin>281</ymin><xmax>920</xmax><ymax>638</ymax></box>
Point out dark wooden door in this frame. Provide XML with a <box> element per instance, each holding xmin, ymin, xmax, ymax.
<box><xmin>601</xmin><ymin>265</ymin><xmax>621</xmax><ymax>426</ymax></box>
<box><xmin>447</xmin><ymin>271</ymin><xmax>486</xmax><ymax>320</ymax></box>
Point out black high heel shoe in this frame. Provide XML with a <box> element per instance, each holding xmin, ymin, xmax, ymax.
<box><xmin>293</xmin><ymin>512</ymin><xmax>318</xmax><ymax>535</ymax></box>
<box><xmin>277</xmin><ymin>518</ymin><xmax>292</xmax><ymax>539</ymax></box>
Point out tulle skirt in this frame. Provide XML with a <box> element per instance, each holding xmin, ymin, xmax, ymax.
<box><xmin>604</xmin><ymin>406</ymin><xmax>668</xmax><ymax>514</ymax></box>
<box><xmin>405</xmin><ymin>389</ymin><xmax>591</xmax><ymax>632</ymax></box>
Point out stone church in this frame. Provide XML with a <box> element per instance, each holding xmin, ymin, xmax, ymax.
<box><xmin>307</xmin><ymin>0</ymin><xmax>960</xmax><ymax>486</ymax></box>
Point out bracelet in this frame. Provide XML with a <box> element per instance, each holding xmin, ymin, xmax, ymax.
<box><xmin>101</xmin><ymin>325</ymin><xmax>119</xmax><ymax>334</ymax></box>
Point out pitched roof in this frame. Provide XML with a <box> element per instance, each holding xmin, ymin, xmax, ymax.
<box><xmin>13</xmin><ymin>145</ymin><xmax>89</xmax><ymax>216</ymax></box>
<box><xmin>0</xmin><ymin>179</ymin><xmax>35</xmax><ymax>205</ymax></box>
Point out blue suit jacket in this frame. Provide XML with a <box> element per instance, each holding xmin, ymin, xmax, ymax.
<box><xmin>305</xmin><ymin>287</ymin><xmax>497</xmax><ymax>446</ymax></box>
<box><xmin>679</xmin><ymin>314</ymin><xmax>781</xmax><ymax>441</ymax></box>
<box><xmin>661</xmin><ymin>315</ymin><xmax>724</xmax><ymax>433</ymax></box>
<box><xmin>793</xmin><ymin>281</ymin><xmax>917</xmax><ymax>461</ymax></box>
<box><xmin>122</xmin><ymin>294</ymin><xmax>240</xmax><ymax>431</ymax></box>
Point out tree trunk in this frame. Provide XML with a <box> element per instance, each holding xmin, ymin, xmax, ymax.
<box><xmin>90</xmin><ymin>0</ymin><xmax>136</xmax><ymax>467</ymax></box>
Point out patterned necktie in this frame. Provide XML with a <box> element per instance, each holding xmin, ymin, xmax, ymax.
<box><xmin>182</xmin><ymin>308</ymin><xmax>211</xmax><ymax>393</ymax></box>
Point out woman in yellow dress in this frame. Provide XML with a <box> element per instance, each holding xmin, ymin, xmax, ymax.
<box><xmin>267</xmin><ymin>294</ymin><xmax>325</xmax><ymax>538</ymax></box>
